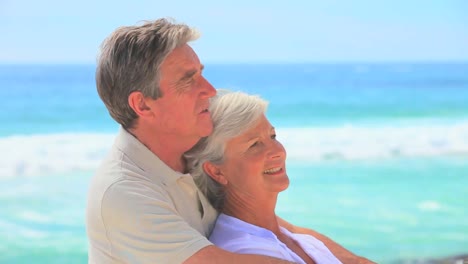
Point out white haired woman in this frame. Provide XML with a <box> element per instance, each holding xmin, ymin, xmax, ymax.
<box><xmin>184</xmin><ymin>90</ymin><xmax>343</xmax><ymax>264</ymax></box>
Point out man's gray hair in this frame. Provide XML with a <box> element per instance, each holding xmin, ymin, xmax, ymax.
<box><xmin>184</xmin><ymin>89</ymin><xmax>268</xmax><ymax>210</ymax></box>
<box><xmin>96</xmin><ymin>18</ymin><xmax>200</xmax><ymax>128</ymax></box>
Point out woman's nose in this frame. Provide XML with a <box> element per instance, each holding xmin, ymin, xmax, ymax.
<box><xmin>269</xmin><ymin>140</ymin><xmax>286</xmax><ymax>160</ymax></box>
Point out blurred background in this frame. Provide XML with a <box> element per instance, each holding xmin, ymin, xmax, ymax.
<box><xmin>1</xmin><ymin>0</ymin><xmax>467</xmax><ymax>263</ymax></box>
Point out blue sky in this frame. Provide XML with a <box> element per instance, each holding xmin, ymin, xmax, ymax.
<box><xmin>1</xmin><ymin>0</ymin><xmax>467</xmax><ymax>63</ymax></box>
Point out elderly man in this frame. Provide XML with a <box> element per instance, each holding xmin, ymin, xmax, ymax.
<box><xmin>86</xmin><ymin>18</ymin><xmax>373</xmax><ymax>264</ymax></box>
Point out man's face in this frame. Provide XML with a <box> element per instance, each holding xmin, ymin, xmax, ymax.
<box><xmin>150</xmin><ymin>44</ymin><xmax>216</xmax><ymax>145</ymax></box>
<box><xmin>216</xmin><ymin>114</ymin><xmax>289</xmax><ymax>199</ymax></box>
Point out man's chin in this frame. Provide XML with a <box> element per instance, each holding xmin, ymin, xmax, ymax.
<box><xmin>199</xmin><ymin>126</ymin><xmax>214</xmax><ymax>138</ymax></box>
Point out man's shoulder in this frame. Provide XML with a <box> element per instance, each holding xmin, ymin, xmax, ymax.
<box><xmin>88</xmin><ymin>146</ymin><xmax>168</xmax><ymax>206</ymax></box>
<box><xmin>87</xmin><ymin>163</ymin><xmax>173</xmax><ymax>225</ymax></box>
<box><xmin>96</xmin><ymin>143</ymin><xmax>165</xmax><ymax>181</ymax></box>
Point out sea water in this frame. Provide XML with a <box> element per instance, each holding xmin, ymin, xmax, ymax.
<box><xmin>1</xmin><ymin>63</ymin><xmax>467</xmax><ymax>263</ymax></box>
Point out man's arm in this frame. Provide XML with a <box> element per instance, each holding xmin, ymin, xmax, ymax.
<box><xmin>97</xmin><ymin>180</ymin><xmax>297</xmax><ymax>264</ymax></box>
<box><xmin>186</xmin><ymin>245</ymin><xmax>296</xmax><ymax>264</ymax></box>
<box><xmin>277</xmin><ymin>217</ymin><xmax>376</xmax><ymax>264</ymax></box>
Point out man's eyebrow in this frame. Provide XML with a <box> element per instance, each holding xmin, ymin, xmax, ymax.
<box><xmin>182</xmin><ymin>69</ymin><xmax>197</xmax><ymax>80</ymax></box>
<box><xmin>181</xmin><ymin>64</ymin><xmax>204</xmax><ymax>80</ymax></box>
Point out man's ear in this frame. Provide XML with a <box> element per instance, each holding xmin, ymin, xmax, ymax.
<box><xmin>203</xmin><ymin>162</ymin><xmax>228</xmax><ymax>185</ymax></box>
<box><xmin>128</xmin><ymin>91</ymin><xmax>152</xmax><ymax>117</ymax></box>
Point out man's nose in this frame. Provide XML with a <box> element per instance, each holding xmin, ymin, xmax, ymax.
<box><xmin>200</xmin><ymin>76</ymin><xmax>216</xmax><ymax>98</ymax></box>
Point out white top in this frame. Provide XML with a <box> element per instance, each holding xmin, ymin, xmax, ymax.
<box><xmin>86</xmin><ymin>127</ymin><xmax>217</xmax><ymax>264</ymax></box>
<box><xmin>210</xmin><ymin>213</ymin><xmax>343</xmax><ymax>264</ymax></box>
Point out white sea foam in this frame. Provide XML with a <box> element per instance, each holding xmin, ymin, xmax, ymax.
<box><xmin>1</xmin><ymin>121</ymin><xmax>468</xmax><ymax>178</ymax></box>
<box><xmin>0</xmin><ymin>133</ymin><xmax>115</xmax><ymax>178</ymax></box>
<box><xmin>18</xmin><ymin>210</ymin><xmax>52</xmax><ymax>223</ymax></box>
<box><xmin>278</xmin><ymin>122</ymin><xmax>468</xmax><ymax>162</ymax></box>
<box><xmin>418</xmin><ymin>200</ymin><xmax>442</xmax><ymax>212</ymax></box>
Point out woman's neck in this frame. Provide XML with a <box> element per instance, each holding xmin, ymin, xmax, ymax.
<box><xmin>222</xmin><ymin>191</ymin><xmax>281</xmax><ymax>235</ymax></box>
<box><xmin>222</xmin><ymin>191</ymin><xmax>316</xmax><ymax>264</ymax></box>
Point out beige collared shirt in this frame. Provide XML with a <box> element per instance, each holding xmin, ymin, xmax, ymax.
<box><xmin>86</xmin><ymin>128</ymin><xmax>217</xmax><ymax>264</ymax></box>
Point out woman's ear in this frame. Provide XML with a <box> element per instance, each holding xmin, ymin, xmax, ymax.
<box><xmin>203</xmin><ymin>162</ymin><xmax>228</xmax><ymax>185</ymax></box>
<box><xmin>128</xmin><ymin>91</ymin><xmax>152</xmax><ymax>117</ymax></box>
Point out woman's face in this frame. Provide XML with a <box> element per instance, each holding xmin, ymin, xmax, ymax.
<box><xmin>215</xmin><ymin>114</ymin><xmax>289</xmax><ymax>198</ymax></box>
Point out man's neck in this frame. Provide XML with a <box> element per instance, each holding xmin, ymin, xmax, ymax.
<box><xmin>128</xmin><ymin>127</ymin><xmax>198</xmax><ymax>173</ymax></box>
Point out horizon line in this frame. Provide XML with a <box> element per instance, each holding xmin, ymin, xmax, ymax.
<box><xmin>1</xmin><ymin>60</ymin><xmax>468</xmax><ymax>66</ymax></box>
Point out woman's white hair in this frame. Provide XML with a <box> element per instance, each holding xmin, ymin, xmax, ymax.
<box><xmin>184</xmin><ymin>89</ymin><xmax>268</xmax><ymax>210</ymax></box>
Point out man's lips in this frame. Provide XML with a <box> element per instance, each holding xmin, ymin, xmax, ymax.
<box><xmin>199</xmin><ymin>106</ymin><xmax>210</xmax><ymax>114</ymax></box>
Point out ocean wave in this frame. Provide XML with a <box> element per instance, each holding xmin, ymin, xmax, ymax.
<box><xmin>279</xmin><ymin>122</ymin><xmax>468</xmax><ymax>161</ymax></box>
<box><xmin>0</xmin><ymin>133</ymin><xmax>114</xmax><ymax>178</ymax></box>
<box><xmin>1</xmin><ymin>122</ymin><xmax>468</xmax><ymax>177</ymax></box>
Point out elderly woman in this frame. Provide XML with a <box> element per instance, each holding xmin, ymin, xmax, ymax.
<box><xmin>184</xmin><ymin>90</ymin><xmax>343</xmax><ymax>264</ymax></box>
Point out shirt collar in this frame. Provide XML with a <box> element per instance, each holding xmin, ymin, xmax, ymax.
<box><xmin>114</xmin><ymin>127</ymin><xmax>189</xmax><ymax>185</ymax></box>
<box><xmin>217</xmin><ymin>213</ymin><xmax>278</xmax><ymax>239</ymax></box>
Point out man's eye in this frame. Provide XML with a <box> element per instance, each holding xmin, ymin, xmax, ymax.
<box><xmin>271</xmin><ymin>134</ymin><xmax>277</xmax><ymax>139</ymax></box>
<box><xmin>183</xmin><ymin>77</ymin><xmax>194</xmax><ymax>84</ymax></box>
<box><xmin>250</xmin><ymin>141</ymin><xmax>259</xmax><ymax>148</ymax></box>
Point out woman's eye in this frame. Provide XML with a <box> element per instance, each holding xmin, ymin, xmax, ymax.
<box><xmin>250</xmin><ymin>141</ymin><xmax>259</xmax><ymax>148</ymax></box>
<box><xmin>271</xmin><ymin>134</ymin><xmax>277</xmax><ymax>139</ymax></box>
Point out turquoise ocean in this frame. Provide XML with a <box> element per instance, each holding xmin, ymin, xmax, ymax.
<box><xmin>1</xmin><ymin>63</ymin><xmax>467</xmax><ymax>263</ymax></box>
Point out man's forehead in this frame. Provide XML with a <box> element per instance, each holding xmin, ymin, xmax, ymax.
<box><xmin>162</xmin><ymin>46</ymin><xmax>201</xmax><ymax>73</ymax></box>
<box><xmin>164</xmin><ymin>44</ymin><xmax>197</xmax><ymax>62</ymax></box>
